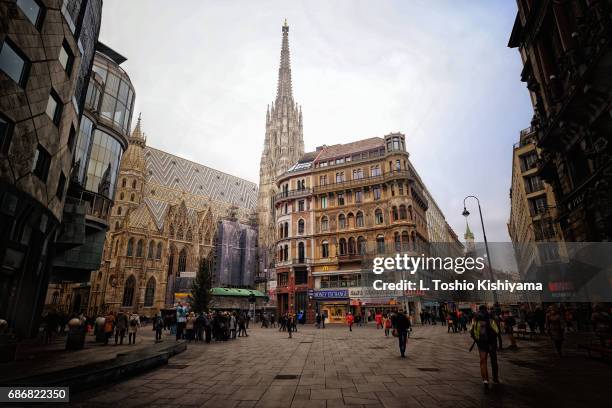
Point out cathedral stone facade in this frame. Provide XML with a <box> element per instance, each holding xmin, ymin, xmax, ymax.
<box><xmin>86</xmin><ymin>118</ymin><xmax>257</xmax><ymax>316</ymax></box>
<box><xmin>257</xmin><ymin>21</ymin><xmax>305</xmax><ymax>274</ymax></box>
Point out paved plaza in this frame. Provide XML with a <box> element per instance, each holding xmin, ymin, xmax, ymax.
<box><xmin>73</xmin><ymin>324</ymin><xmax>610</xmax><ymax>408</ymax></box>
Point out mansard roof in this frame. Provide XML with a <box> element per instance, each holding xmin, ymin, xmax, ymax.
<box><xmin>143</xmin><ymin>147</ymin><xmax>258</xmax><ymax>210</ymax></box>
<box><xmin>314</xmin><ymin>137</ymin><xmax>384</xmax><ymax>162</ymax></box>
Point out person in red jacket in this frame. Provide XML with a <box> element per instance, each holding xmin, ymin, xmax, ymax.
<box><xmin>346</xmin><ymin>313</ymin><xmax>354</xmax><ymax>332</ymax></box>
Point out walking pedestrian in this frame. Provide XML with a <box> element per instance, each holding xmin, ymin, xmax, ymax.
<box><xmin>392</xmin><ymin>310</ymin><xmax>411</xmax><ymax>358</ymax></box>
<box><xmin>239</xmin><ymin>313</ymin><xmax>248</xmax><ymax>337</ymax></box>
<box><xmin>383</xmin><ymin>314</ymin><xmax>392</xmax><ymax>337</ymax></box>
<box><xmin>176</xmin><ymin>303</ymin><xmax>188</xmax><ymax>340</ymax></box>
<box><xmin>230</xmin><ymin>312</ymin><xmax>237</xmax><ymax>339</ymax></box>
<box><xmin>346</xmin><ymin>312</ymin><xmax>354</xmax><ymax>332</ymax></box>
<box><xmin>470</xmin><ymin>305</ymin><xmax>500</xmax><ymax>390</ymax></box>
<box><xmin>154</xmin><ymin>313</ymin><xmax>163</xmax><ymax>342</ymax></box>
<box><xmin>103</xmin><ymin>311</ymin><xmax>115</xmax><ymax>345</ymax></box>
<box><xmin>128</xmin><ymin>312</ymin><xmax>140</xmax><ymax>345</ymax></box>
<box><xmin>287</xmin><ymin>314</ymin><xmax>294</xmax><ymax>338</ymax></box>
<box><xmin>115</xmin><ymin>311</ymin><xmax>128</xmax><ymax>345</ymax></box>
<box><xmin>546</xmin><ymin>305</ymin><xmax>564</xmax><ymax>357</ymax></box>
<box><xmin>186</xmin><ymin>312</ymin><xmax>196</xmax><ymax>342</ymax></box>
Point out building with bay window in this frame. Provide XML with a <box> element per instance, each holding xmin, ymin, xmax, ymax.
<box><xmin>274</xmin><ymin>133</ymin><xmax>439</xmax><ymax>323</ymax></box>
<box><xmin>46</xmin><ymin>44</ymin><xmax>135</xmax><ymax>314</ymax></box>
<box><xmin>0</xmin><ymin>0</ymin><xmax>102</xmax><ymax>339</ymax></box>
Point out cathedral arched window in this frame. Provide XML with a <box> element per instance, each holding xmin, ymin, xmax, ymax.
<box><xmin>132</xmin><ymin>180</ymin><xmax>137</xmax><ymax>189</ymax></box>
<box><xmin>127</xmin><ymin>238</ymin><xmax>134</xmax><ymax>256</ymax></box>
<box><xmin>122</xmin><ymin>275</ymin><xmax>136</xmax><ymax>307</ymax></box>
<box><xmin>178</xmin><ymin>248</ymin><xmax>187</xmax><ymax>273</ymax></box>
<box><xmin>147</xmin><ymin>240</ymin><xmax>154</xmax><ymax>259</ymax></box>
<box><xmin>177</xmin><ymin>226</ymin><xmax>184</xmax><ymax>240</ymax></box>
<box><xmin>156</xmin><ymin>242</ymin><xmax>163</xmax><ymax>260</ymax></box>
<box><xmin>399</xmin><ymin>205</ymin><xmax>407</xmax><ymax>220</ymax></box>
<box><xmin>144</xmin><ymin>277</ymin><xmax>156</xmax><ymax>307</ymax></box>
<box><xmin>117</xmin><ymin>206</ymin><xmax>122</xmax><ymax>215</ymax></box>
<box><xmin>394</xmin><ymin>232</ymin><xmax>401</xmax><ymax>251</ymax></box>
<box><xmin>122</xmin><ymin>178</ymin><xmax>126</xmax><ymax>188</ymax></box>
<box><xmin>186</xmin><ymin>229</ymin><xmax>193</xmax><ymax>242</ymax></box>
<box><xmin>120</xmin><ymin>192</ymin><xmax>124</xmax><ymax>200</ymax></box>
<box><xmin>114</xmin><ymin>221</ymin><xmax>120</xmax><ymax>230</ymax></box>
<box><xmin>136</xmin><ymin>239</ymin><xmax>144</xmax><ymax>257</ymax></box>
<box><xmin>51</xmin><ymin>291</ymin><xmax>59</xmax><ymax>304</ymax></box>
<box><xmin>130</xmin><ymin>193</ymin><xmax>135</xmax><ymax>202</ymax></box>
<box><xmin>113</xmin><ymin>239</ymin><xmax>119</xmax><ymax>256</ymax></box>
<box><xmin>169</xmin><ymin>224</ymin><xmax>174</xmax><ymax>238</ymax></box>
<box><xmin>168</xmin><ymin>249</ymin><xmax>175</xmax><ymax>277</ymax></box>
<box><xmin>392</xmin><ymin>206</ymin><xmax>399</xmax><ymax>221</ymax></box>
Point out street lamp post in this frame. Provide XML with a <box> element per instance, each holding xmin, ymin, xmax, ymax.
<box><xmin>462</xmin><ymin>195</ymin><xmax>498</xmax><ymax>304</ymax></box>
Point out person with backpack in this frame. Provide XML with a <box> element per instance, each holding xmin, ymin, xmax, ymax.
<box><xmin>127</xmin><ymin>312</ymin><xmax>140</xmax><ymax>345</ymax></box>
<box><xmin>392</xmin><ymin>310</ymin><xmax>411</xmax><ymax>358</ymax></box>
<box><xmin>470</xmin><ymin>305</ymin><xmax>500</xmax><ymax>389</ymax></box>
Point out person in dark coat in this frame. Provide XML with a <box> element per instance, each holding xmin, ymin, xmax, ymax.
<box><xmin>393</xmin><ymin>310</ymin><xmax>411</xmax><ymax>358</ymax></box>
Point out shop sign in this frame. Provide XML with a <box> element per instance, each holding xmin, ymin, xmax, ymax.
<box><xmin>349</xmin><ymin>287</ymin><xmax>399</xmax><ymax>298</ymax></box>
<box><xmin>313</xmin><ymin>289</ymin><xmax>349</xmax><ymax>300</ymax></box>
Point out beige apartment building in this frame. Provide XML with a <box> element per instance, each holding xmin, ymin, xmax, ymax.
<box><xmin>273</xmin><ymin>133</ymin><xmax>445</xmax><ymax>322</ymax></box>
<box><xmin>508</xmin><ymin>126</ymin><xmax>563</xmax><ymax>280</ymax></box>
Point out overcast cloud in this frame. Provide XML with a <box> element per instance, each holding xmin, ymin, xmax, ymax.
<box><xmin>99</xmin><ymin>0</ymin><xmax>531</xmax><ymax>242</ymax></box>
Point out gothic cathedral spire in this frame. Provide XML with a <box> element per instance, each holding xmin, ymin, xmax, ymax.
<box><xmin>257</xmin><ymin>20</ymin><xmax>305</xmax><ymax>270</ymax></box>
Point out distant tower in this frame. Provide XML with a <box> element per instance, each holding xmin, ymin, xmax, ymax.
<box><xmin>464</xmin><ymin>220</ymin><xmax>476</xmax><ymax>254</ymax></box>
<box><xmin>257</xmin><ymin>20</ymin><xmax>305</xmax><ymax>270</ymax></box>
<box><xmin>111</xmin><ymin>114</ymin><xmax>146</xmax><ymax>231</ymax></box>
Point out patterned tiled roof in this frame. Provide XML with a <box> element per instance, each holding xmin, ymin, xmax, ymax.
<box><xmin>143</xmin><ymin>147</ymin><xmax>258</xmax><ymax>210</ymax></box>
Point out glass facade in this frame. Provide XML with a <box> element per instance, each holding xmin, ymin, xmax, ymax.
<box><xmin>73</xmin><ymin>116</ymin><xmax>93</xmax><ymax>184</ymax></box>
<box><xmin>84</xmin><ymin>129</ymin><xmax>123</xmax><ymax>198</ymax></box>
<box><xmin>92</xmin><ymin>59</ymin><xmax>134</xmax><ymax>133</ymax></box>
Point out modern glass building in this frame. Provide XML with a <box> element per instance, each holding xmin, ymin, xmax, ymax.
<box><xmin>51</xmin><ymin>44</ymin><xmax>135</xmax><ymax>293</ymax></box>
<box><xmin>0</xmin><ymin>0</ymin><xmax>103</xmax><ymax>340</ymax></box>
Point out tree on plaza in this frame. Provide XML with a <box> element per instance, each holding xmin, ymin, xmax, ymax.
<box><xmin>190</xmin><ymin>257</ymin><xmax>213</xmax><ymax>313</ymax></box>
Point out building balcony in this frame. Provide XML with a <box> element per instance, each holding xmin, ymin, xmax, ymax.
<box><xmin>312</xmin><ymin>170</ymin><xmax>414</xmax><ymax>194</ymax></box>
<box><xmin>274</xmin><ymin>188</ymin><xmax>313</xmax><ymax>204</ymax></box>
<box><xmin>292</xmin><ymin>257</ymin><xmax>311</xmax><ymax>266</ymax></box>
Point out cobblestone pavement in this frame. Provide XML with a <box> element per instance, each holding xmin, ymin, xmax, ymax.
<box><xmin>0</xmin><ymin>325</ymin><xmax>169</xmax><ymax>383</ymax></box>
<box><xmin>73</xmin><ymin>323</ymin><xmax>610</xmax><ymax>408</ymax></box>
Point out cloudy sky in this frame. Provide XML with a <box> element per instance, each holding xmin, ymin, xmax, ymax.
<box><xmin>99</xmin><ymin>0</ymin><xmax>532</xmax><ymax>242</ymax></box>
